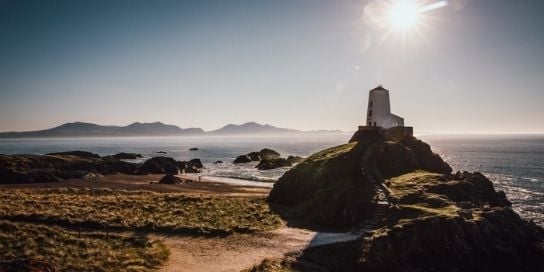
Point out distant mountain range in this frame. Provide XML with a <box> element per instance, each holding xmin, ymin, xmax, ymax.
<box><xmin>0</xmin><ymin>121</ymin><xmax>344</xmax><ymax>138</ymax></box>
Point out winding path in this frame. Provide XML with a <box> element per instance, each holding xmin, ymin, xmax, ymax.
<box><xmin>155</xmin><ymin>227</ymin><xmax>360</xmax><ymax>272</ymax></box>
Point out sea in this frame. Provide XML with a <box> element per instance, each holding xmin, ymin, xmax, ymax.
<box><xmin>0</xmin><ymin>134</ymin><xmax>543</xmax><ymax>226</ymax></box>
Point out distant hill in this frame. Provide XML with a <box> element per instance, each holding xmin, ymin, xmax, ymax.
<box><xmin>208</xmin><ymin>122</ymin><xmax>298</xmax><ymax>135</ymax></box>
<box><xmin>208</xmin><ymin>122</ymin><xmax>343</xmax><ymax>136</ymax></box>
<box><xmin>0</xmin><ymin>122</ymin><xmax>205</xmax><ymax>138</ymax></box>
<box><xmin>0</xmin><ymin>121</ymin><xmax>344</xmax><ymax>138</ymax></box>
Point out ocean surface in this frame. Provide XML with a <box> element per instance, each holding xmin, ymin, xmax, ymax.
<box><xmin>0</xmin><ymin>134</ymin><xmax>543</xmax><ymax>226</ymax></box>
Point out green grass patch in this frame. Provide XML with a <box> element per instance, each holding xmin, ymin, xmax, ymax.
<box><xmin>305</xmin><ymin>142</ymin><xmax>358</xmax><ymax>162</ymax></box>
<box><xmin>0</xmin><ymin>220</ymin><xmax>169</xmax><ymax>272</ymax></box>
<box><xmin>0</xmin><ymin>188</ymin><xmax>282</xmax><ymax>235</ymax></box>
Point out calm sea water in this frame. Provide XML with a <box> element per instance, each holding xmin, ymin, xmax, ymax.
<box><xmin>0</xmin><ymin>134</ymin><xmax>542</xmax><ymax>225</ymax></box>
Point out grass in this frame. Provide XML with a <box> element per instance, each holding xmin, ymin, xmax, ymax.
<box><xmin>0</xmin><ymin>188</ymin><xmax>282</xmax><ymax>235</ymax></box>
<box><xmin>386</xmin><ymin>171</ymin><xmax>461</xmax><ymax>223</ymax></box>
<box><xmin>0</xmin><ymin>220</ymin><xmax>169</xmax><ymax>272</ymax></box>
<box><xmin>304</xmin><ymin>142</ymin><xmax>358</xmax><ymax>162</ymax></box>
<box><xmin>242</xmin><ymin>258</ymin><xmax>298</xmax><ymax>272</ymax></box>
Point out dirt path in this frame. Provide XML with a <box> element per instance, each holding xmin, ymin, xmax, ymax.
<box><xmin>154</xmin><ymin>227</ymin><xmax>360</xmax><ymax>272</ymax></box>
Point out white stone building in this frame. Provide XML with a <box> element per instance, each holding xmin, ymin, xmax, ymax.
<box><xmin>366</xmin><ymin>85</ymin><xmax>404</xmax><ymax>128</ymax></box>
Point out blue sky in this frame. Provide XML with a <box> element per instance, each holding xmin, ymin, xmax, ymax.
<box><xmin>1</xmin><ymin>0</ymin><xmax>543</xmax><ymax>133</ymax></box>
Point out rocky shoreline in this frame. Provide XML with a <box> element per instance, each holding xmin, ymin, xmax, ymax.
<box><xmin>265</xmin><ymin>127</ymin><xmax>544</xmax><ymax>271</ymax></box>
<box><xmin>0</xmin><ymin>151</ymin><xmax>205</xmax><ymax>184</ymax></box>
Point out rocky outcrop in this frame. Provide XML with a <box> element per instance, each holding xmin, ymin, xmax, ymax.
<box><xmin>189</xmin><ymin>147</ymin><xmax>199</xmax><ymax>151</ymax></box>
<box><xmin>187</xmin><ymin>158</ymin><xmax>204</xmax><ymax>169</ymax></box>
<box><xmin>357</xmin><ymin>208</ymin><xmax>544</xmax><ymax>272</ymax></box>
<box><xmin>233</xmin><ymin>155</ymin><xmax>252</xmax><ymax>163</ymax></box>
<box><xmin>259</xmin><ymin>148</ymin><xmax>280</xmax><ymax>160</ymax></box>
<box><xmin>266</xmin><ymin>127</ymin><xmax>544</xmax><ymax>271</ymax></box>
<box><xmin>233</xmin><ymin>148</ymin><xmax>281</xmax><ymax>163</ymax></box>
<box><xmin>106</xmin><ymin>152</ymin><xmax>142</xmax><ymax>160</ymax></box>
<box><xmin>256</xmin><ymin>158</ymin><xmax>291</xmax><ymax>170</ymax></box>
<box><xmin>0</xmin><ymin>154</ymin><xmax>139</xmax><ymax>183</ymax></box>
<box><xmin>139</xmin><ymin>157</ymin><xmax>179</xmax><ymax>174</ymax></box>
<box><xmin>46</xmin><ymin>151</ymin><xmax>101</xmax><ymax>159</ymax></box>
<box><xmin>247</xmin><ymin>152</ymin><xmax>262</xmax><ymax>161</ymax></box>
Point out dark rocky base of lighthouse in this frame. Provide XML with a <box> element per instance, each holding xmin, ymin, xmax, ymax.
<box><xmin>265</xmin><ymin>127</ymin><xmax>544</xmax><ymax>272</ymax></box>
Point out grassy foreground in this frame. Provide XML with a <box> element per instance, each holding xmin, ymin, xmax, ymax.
<box><xmin>0</xmin><ymin>220</ymin><xmax>169</xmax><ymax>272</ymax></box>
<box><xmin>0</xmin><ymin>188</ymin><xmax>282</xmax><ymax>235</ymax></box>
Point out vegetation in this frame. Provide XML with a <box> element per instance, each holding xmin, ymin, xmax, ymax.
<box><xmin>386</xmin><ymin>171</ymin><xmax>460</xmax><ymax>221</ymax></box>
<box><xmin>0</xmin><ymin>188</ymin><xmax>282</xmax><ymax>235</ymax></box>
<box><xmin>243</xmin><ymin>258</ymin><xmax>298</xmax><ymax>272</ymax></box>
<box><xmin>0</xmin><ymin>220</ymin><xmax>169</xmax><ymax>272</ymax></box>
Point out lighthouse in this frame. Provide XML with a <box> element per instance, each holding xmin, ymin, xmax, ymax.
<box><xmin>366</xmin><ymin>85</ymin><xmax>404</xmax><ymax>128</ymax></box>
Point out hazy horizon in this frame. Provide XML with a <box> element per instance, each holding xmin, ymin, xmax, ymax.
<box><xmin>1</xmin><ymin>0</ymin><xmax>543</xmax><ymax>134</ymax></box>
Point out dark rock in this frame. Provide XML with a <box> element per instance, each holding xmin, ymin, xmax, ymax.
<box><xmin>0</xmin><ymin>258</ymin><xmax>55</xmax><ymax>272</ymax></box>
<box><xmin>183</xmin><ymin>166</ymin><xmax>201</xmax><ymax>173</ymax></box>
<box><xmin>402</xmin><ymin>136</ymin><xmax>452</xmax><ymax>174</ymax></box>
<box><xmin>269</xmin><ymin>127</ymin><xmax>453</xmax><ymax>227</ymax></box>
<box><xmin>189</xmin><ymin>147</ymin><xmax>199</xmax><ymax>151</ymax></box>
<box><xmin>259</xmin><ymin>148</ymin><xmax>281</xmax><ymax>160</ymax></box>
<box><xmin>233</xmin><ymin>155</ymin><xmax>252</xmax><ymax>163</ymax></box>
<box><xmin>107</xmin><ymin>152</ymin><xmax>143</xmax><ymax>160</ymax></box>
<box><xmin>247</xmin><ymin>152</ymin><xmax>262</xmax><ymax>161</ymax></box>
<box><xmin>46</xmin><ymin>150</ymin><xmax>101</xmax><ymax>159</ymax></box>
<box><xmin>256</xmin><ymin>158</ymin><xmax>292</xmax><ymax>170</ymax></box>
<box><xmin>375</xmin><ymin>141</ymin><xmax>418</xmax><ymax>178</ymax></box>
<box><xmin>158</xmin><ymin>174</ymin><xmax>183</xmax><ymax>184</ymax></box>
<box><xmin>357</xmin><ymin>209</ymin><xmax>544</xmax><ymax>272</ymax></box>
<box><xmin>188</xmin><ymin>158</ymin><xmax>204</xmax><ymax>169</ymax></box>
<box><xmin>0</xmin><ymin>154</ymin><xmax>139</xmax><ymax>184</ymax></box>
<box><xmin>156</xmin><ymin>151</ymin><xmax>167</xmax><ymax>154</ymax></box>
<box><xmin>267</xmin><ymin>127</ymin><xmax>544</xmax><ymax>271</ymax></box>
<box><xmin>139</xmin><ymin>157</ymin><xmax>179</xmax><ymax>174</ymax></box>
<box><xmin>428</xmin><ymin>172</ymin><xmax>511</xmax><ymax>207</ymax></box>
<box><xmin>176</xmin><ymin>161</ymin><xmax>187</xmax><ymax>170</ymax></box>
<box><xmin>214</xmin><ymin>160</ymin><xmax>223</xmax><ymax>164</ymax></box>
<box><xmin>286</xmin><ymin>155</ymin><xmax>304</xmax><ymax>164</ymax></box>
<box><xmin>268</xmin><ymin>142</ymin><xmax>372</xmax><ymax>226</ymax></box>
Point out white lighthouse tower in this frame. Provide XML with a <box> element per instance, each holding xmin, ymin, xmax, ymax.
<box><xmin>366</xmin><ymin>85</ymin><xmax>404</xmax><ymax>128</ymax></box>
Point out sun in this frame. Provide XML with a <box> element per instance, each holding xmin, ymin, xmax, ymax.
<box><xmin>387</xmin><ymin>0</ymin><xmax>421</xmax><ymax>30</ymax></box>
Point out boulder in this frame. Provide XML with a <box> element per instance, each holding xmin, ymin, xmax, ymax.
<box><xmin>247</xmin><ymin>152</ymin><xmax>262</xmax><ymax>161</ymax></box>
<box><xmin>46</xmin><ymin>151</ymin><xmax>101</xmax><ymax>159</ymax></box>
<box><xmin>256</xmin><ymin>158</ymin><xmax>292</xmax><ymax>170</ymax></box>
<box><xmin>158</xmin><ymin>174</ymin><xmax>183</xmax><ymax>184</ymax></box>
<box><xmin>233</xmin><ymin>155</ymin><xmax>252</xmax><ymax>163</ymax></box>
<box><xmin>214</xmin><ymin>160</ymin><xmax>223</xmax><ymax>164</ymax></box>
<box><xmin>156</xmin><ymin>151</ymin><xmax>167</xmax><ymax>154</ymax></box>
<box><xmin>259</xmin><ymin>148</ymin><xmax>280</xmax><ymax>160</ymax></box>
<box><xmin>189</xmin><ymin>147</ymin><xmax>199</xmax><ymax>151</ymax></box>
<box><xmin>139</xmin><ymin>157</ymin><xmax>179</xmax><ymax>174</ymax></box>
<box><xmin>188</xmin><ymin>158</ymin><xmax>204</xmax><ymax>169</ymax></box>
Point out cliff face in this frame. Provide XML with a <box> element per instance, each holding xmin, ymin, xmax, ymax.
<box><xmin>267</xmin><ymin>128</ymin><xmax>544</xmax><ymax>271</ymax></box>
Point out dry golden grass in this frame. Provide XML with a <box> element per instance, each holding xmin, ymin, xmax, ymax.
<box><xmin>0</xmin><ymin>188</ymin><xmax>282</xmax><ymax>235</ymax></box>
<box><xmin>242</xmin><ymin>258</ymin><xmax>299</xmax><ymax>272</ymax></box>
<box><xmin>0</xmin><ymin>220</ymin><xmax>169</xmax><ymax>272</ymax></box>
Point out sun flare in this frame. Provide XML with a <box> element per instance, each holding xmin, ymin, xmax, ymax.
<box><xmin>388</xmin><ymin>0</ymin><xmax>421</xmax><ymax>30</ymax></box>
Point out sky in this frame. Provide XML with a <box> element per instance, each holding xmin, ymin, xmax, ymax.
<box><xmin>0</xmin><ymin>0</ymin><xmax>543</xmax><ymax>133</ymax></box>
